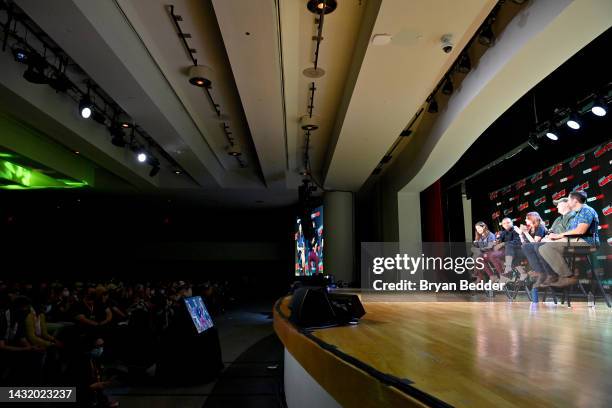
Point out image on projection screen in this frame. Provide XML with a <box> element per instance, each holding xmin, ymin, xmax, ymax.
<box><xmin>294</xmin><ymin>206</ymin><xmax>324</xmax><ymax>276</ymax></box>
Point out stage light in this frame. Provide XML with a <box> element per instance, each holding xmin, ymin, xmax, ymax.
<box><xmin>478</xmin><ymin>24</ymin><xmax>495</xmax><ymax>47</ymax></box>
<box><xmin>591</xmin><ymin>99</ymin><xmax>607</xmax><ymax>117</ymax></box>
<box><xmin>457</xmin><ymin>53</ymin><xmax>471</xmax><ymax>74</ymax></box>
<box><xmin>137</xmin><ymin>152</ymin><xmax>147</xmax><ymax>163</ymax></box>
<box><xmin>23</xmin><ymin>63</ymin><xmax>48</xmax><ymax>84</ymax></box>
<box><xmin>528</xmin><ymin>137</ymin><xmax>539</xmax><ymax>151</ymax></box>
<box><xmin>49</xmin><ymin>73</ymin><xmax>71</xmax><ymax>93</ymax></box>
<box><xmin>441</xmin><ymin>76</ymin><xmax>453</xmax><ymax>95</ymax></box>
<box><xmin>188</xmin><ymin>65</ymin><xmax>213</xmax><ymax>88</ymax></box>
<box><xmin>306</xmin><ymin>0</ymin><xmax>337</xmax><ymax>15</ymax></box>
<box><xmin>428</xmin><ymin>97</ymin><xmax>439</xmax><ymax>113</ymax></box>
<box><xmin>227</xmin><ymin>144</ymin><xmax>242</xmax><ymax>157</ymax></box>
<box><xmin>566</xmin><ymin>114</ymin><xmax>580</xmax><ymax>130</ymax></box>
<box><xmin>12</xmin><ymin>47</ymin><xmax>29</xmax><ymax>63</ymax></box>
<box><xmin>109</xmin><ymin>124</ymin><xmax>126</xmax><ymax>147</ymax></box>
<box><xmin>79</xmin><ymin>96</ymin><xmax>93</xmax><ymax>119</ymax></box>
<box><xmin>300</xmin><ymin>115</ymin><xmax>319</xmax><ymax>131</ymax></box>
<box><xmin>545</xmin><ymin>131</ymin><xmax>558</xmax><ymax>141</ymax></box>
<box><xmin>91</xmin><ymin>110</ymin><xmax>107</xmax><ymax>125</ymax></box>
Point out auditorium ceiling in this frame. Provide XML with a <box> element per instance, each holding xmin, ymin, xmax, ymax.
<box><xmin>0</xmin><ymin>0</ymin><xmax>608</xmax><ymax>206</ymax></box>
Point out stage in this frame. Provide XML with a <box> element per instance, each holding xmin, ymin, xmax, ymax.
<box><xmin>274</xmin><ymin>296</ymin><xmax>612</xmax><ymax>408</ymax></box>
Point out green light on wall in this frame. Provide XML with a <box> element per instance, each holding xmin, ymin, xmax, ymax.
<box><xmin>0</xmin><ymin>159</ymin><xmax>87</xmax><ymax>189</ymax></box>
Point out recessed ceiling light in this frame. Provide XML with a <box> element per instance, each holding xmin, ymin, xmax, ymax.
<box><xmin>371</xmin><ymin>34</ymin><xmax>392</xmax><ymax>46</ymax></box>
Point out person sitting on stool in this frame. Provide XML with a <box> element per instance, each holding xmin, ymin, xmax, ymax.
<box><xmin>539</xmin><ymin>190</ymin><xmax>599</xmax><ymax>287</ymax></box>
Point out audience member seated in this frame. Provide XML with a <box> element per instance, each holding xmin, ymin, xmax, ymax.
<box><xmin>539</xmin><ymin>191</ymin><xmax>600</xmax><ymax>287</ymax></box>
<box><xmin>0</xmin><ymin>295</ymin><xmax>45</xmax><ymax>385</ymax></box>
<box><xmin>471</xmin><ymin>221</ymin><xmax>497</xmax><ymax>282</ymax></box>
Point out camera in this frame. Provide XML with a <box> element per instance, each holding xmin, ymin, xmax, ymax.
<box><xmin>441</xmin><ymin>34</ymin><xmax>453</xmax><ymax>54</ymax></box>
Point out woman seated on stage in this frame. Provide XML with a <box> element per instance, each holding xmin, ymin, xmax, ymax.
<box><xmin>471</xmin><ymin>222</ymin><xmax>497</xmax><ymax>283</ymax></box>
<box><xmin>514</xmin><ymin>212</ymin><xmax>550</xmax><ymax>287</ymax></box>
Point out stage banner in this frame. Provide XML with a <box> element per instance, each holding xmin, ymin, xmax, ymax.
<box><xmin>486</xmin><ymin>140</ymin><xmax>612</xmax><ymax>285</ymax></box>
<box><xmin>360</xmin><ymin>242</ymin><xmax>610</xmax><ymax>302</ymax></box>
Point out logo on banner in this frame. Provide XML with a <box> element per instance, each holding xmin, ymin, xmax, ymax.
<box><xmin>530</xmin><ymin>172</ymin><xmax>543</xmax><ymax>183</ymax></box>
<box><xmin>518</xmin><ymin>202</ymin><xmax>529</xmax><ymax>211</ymax></box>
<box><xmin>503</xmin><ymin>207</ymin><xmax>513</xmax><ymax>215</ymax></box>
<box><xmin>533</xmin><ymin>196</ymin><xmax>546</xmax><ymax>207</ymax></box>
<box><xmin>509</xmin><ymin>195</ymin><xmax>519</xmax><ymax>202</ymax></box>
<box><xmin>489</xmin><ymin>191</ymin><xmax>498</xmax><ymax>200</ymax></box>
<box><xmin>492</xmin><ymin>210</ymin><xmax>501</xmax><ymax>219</ymax></box>
<box><xmin>603</xmin><ymin>205</ymin><xmax>612</xmax><ymax>217</ymax></box>
<box><xmin>524</xmin><ymin>190</ymin><xmax>534</xmax><ymax>196</ymax></box>
<box><xmin>573</xmin><ymin>181</ymin><xmax>589</xmax><ymax>192</ymax></box>
<box><xmin>598</xmin><ymin>174</ymin><xmax>612</xmax><ymax>187</ymax></box>
<box><xmin>540</xmin><ymin>182</ymin><xmax>554</xmax><ymax>190</ymax></box>
<box><xmin>570</xmin><ymin>154</ymin><xmax>585</xmax><ymax>168</ymax></box>
<box><xmin>587</xmin><ymin>194</ymin><xmax>604</xmax><ymax>203</ymax></box>
<box><xmin>560</xmin><ymin>175</ymin><xmax>575</xmax><ymax>183</ymax></box>
<box><xmin>548</xmin><ymin>162</ymin><xmax>563</xmax><ymax>176</ymax></box>
<box><xmin>583</xmin><ymin>165</ymin><xmax>600</xmax><ymax>175</ymax></box>
<box><xmin>552</xmin><ymin>189</ymin><xmax>566</xmax><ymax>201</ymax></box>
<box><xmin>515</xmin><ymin>178</ymin><xmax>527</xmax><ymax>190</ymax></box>
<box><xmin>594</xmin><ymin>142</ymin><xmax>612</xmax><ymax>158</ymax></box>
<box><xmin>501</xmin><ymin>186</ymin><xmax>512</xmax><ymax>195</ymax></box>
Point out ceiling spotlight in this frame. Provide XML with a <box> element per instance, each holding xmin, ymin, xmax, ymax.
<box><xmin>306</xmin><ymin>0</ymin><xmax>337</xmax><ymax>15</ymax></box>
<box><xmin>300</xmin><ymin>115</ymin><xmax>319</xmax><ymax>131</ymax></box>
<box><xmin>12</xmin><ymin>47</ymin><xmax>29</xmax><ymax>63</ymax></box>
<box><xmin>188</xmin><ymin>65</ymin><xmax>213</xmax><ymax>88</ymax></box>
<box><xmin>478</xmin><ymin>24</ymin><xmax>495</xmax><ymax>47</ymax></box>
<box><xmin>457</xmin><ymin>53</ymin><xmax>471</xmax><ymax>74</ymax></box>
<box><xmin>49</xmin><ymin>73</ymin><xmax>71</xmax><ymax>93</ymax></box>
<box><xmin>91</xmin><ymin>110</ymin><xmax>107</xmax><ymax>125</ymax></box>
<box><xmin>109</xmin><ymin>124</ymin><xmax>126</xmax><ymax>147</ymax></box>
<box><xmin>441</xmin><ymin>76</ymin><xmax>454</xmax><ymax>95</ymax></box>
<box><xmin>137</xmin><ymin>152</ymin><xmax>148</xmax><ymax>163</ymax></box>
<box><xmin>528</xmin><ymin>136</ymin><xmax>539</xmax><ymax>151</ymax></box>
<box><xmin>591</xmin><ymin>99</ymin><xmax>607</xmax><ymax>117</ymax></box>
<box><xmin>22</xmin><ymin>54</ymin><xmax>48</xmax><ymax>84</ymax></box>
<box><xmin>174</xmin><ymin>170</ymin><xmax>182</xmax><ymax>175</ymax></box>
<box><xmin>79</xmin><ymin>96</ymin><xmax>93</xmax><ymax>119</ymax></box>
<box><xmin>121</xmin><ymin>122</ymin><xmax>132</xmax><ymax>128</ymax></box>
<box><xmin>428</xmin><ymin>97</ymin><xmax>439</xmax><ymax>113</ymax></box>
<box><xmin>566</xmin><ymin>113</ymin><xmax>581</xmax><ymax>130</ymax></box>
<box><xmin>545</xmin><ymin>131</ymin><xmax>558</xmax><ymax>141</ymax></box>
<box><xmin>227</xmin><ymin>144</ymin><xmax>242</xmax><ymax>157</ymax></box>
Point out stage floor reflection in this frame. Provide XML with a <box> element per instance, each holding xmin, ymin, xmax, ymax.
<box><xmin>310</xmin><ymin>301</ymin><xmax>612</xmax><ymax>408</ymax></box>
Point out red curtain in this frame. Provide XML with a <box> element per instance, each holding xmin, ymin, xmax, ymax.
<box><xmin>421</xmin><ymin>180</ymin><xmax>445</xmax><ymax>242</ymax></box>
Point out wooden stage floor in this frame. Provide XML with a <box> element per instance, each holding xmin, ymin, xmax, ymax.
<box><xmin>309</xmin><ymin>302</ymin><xmax>612</xmax><ymax>408</ymax></box>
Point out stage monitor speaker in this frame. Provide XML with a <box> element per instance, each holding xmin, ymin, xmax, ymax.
<box><xmin>328</xmin><ymin>293</ymin><xmax>365</xmax><ymax>324</ymax></box>
<box><xmin>289</xmin><ymin>287</ymin><xmax>365</xmax><ymax>329</ymax></box>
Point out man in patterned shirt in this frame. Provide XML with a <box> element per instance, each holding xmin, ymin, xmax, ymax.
<box><xmin>539</xmin><ymin>191</ymin><xmax>600</xmax><ymax>287</ymax></box>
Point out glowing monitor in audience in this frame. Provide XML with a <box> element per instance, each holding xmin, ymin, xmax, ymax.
<box><xmin>184</xmin><ymin>296</ymin><xmax>214</xmax><ymax>334</ymax></box>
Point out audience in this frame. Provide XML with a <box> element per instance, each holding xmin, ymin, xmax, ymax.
<box><xmin>0</xmin><ymin>278</ymin><xmax>232</xmax><ymax>406</ymax></box>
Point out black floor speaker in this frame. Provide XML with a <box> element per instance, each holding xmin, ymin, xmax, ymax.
<box><xmin>289</xmin><ymin>287</ymin><xmax>365</xmax><ymax>329</ymax></box>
